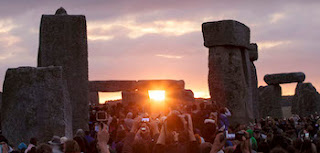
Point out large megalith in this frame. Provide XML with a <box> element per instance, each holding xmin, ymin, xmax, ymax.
<box><xmin>248</xmin><ymin>43</ymin><xmax>259</xmax><ymax>118</ymax></box>
<box><xmin>1</xmin><ymin>66</ymin><xmax>72</xmax><ymax>147</ymax></box>
<box><xmin>202</xmin><ymin>20</ymin><xmax>253</xmax><ymax>123</ymax></box>
<box><xmin>292</xmin><ymin>83</ymin><xmax>320</xmax><ymax>116</ymax></box>
<box><xmin>264</xmin><ymin>72</ymin><xmax>305</xmax><ymax>85</ymax></box>
<box><xmin>258</xmin><ymin>85</ymin><xmax>283</xmax><ymax>118</ymax></box>
<box><xmin>38</xmin><ymin>7</ymin><xmax>88</xmax><ymax>131</ymax></box>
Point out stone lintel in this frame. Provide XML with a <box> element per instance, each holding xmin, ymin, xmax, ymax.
<box><xmin>202</xmin><ymin>20</ymin><xmax>250</xmax><ymax>48</ymax></box>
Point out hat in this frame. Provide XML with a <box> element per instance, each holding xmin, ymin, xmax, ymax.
<box><xmin>48</xmin><ymin>136</ymin><xmax>61</xmax><ymax>145</ymax></box>
<box><xmin>60</xmin><ymin>137</ymin><xmax>68</xmax><ymax>144</ymax></box>
<box><xmin>18</xmin><ymin>142</ymin><xmax>27</xmax><ymax>150</ymax></box>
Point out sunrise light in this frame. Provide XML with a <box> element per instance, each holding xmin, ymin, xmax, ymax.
<box><xmin>148</xmin><ymin>90</ymin><xmax>165</xmax><ymax>101</ymax></box>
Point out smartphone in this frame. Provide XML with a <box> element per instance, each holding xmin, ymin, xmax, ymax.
<box><xmin>96</xmin><ymin>111</ymin><xmax>107</xmax><ymax>122</ymax></box>
<box><xmin>225</xmin><ymin>131</ymin><xmax>235</xmax><ymax>140</ymax></box>
<box><xmin>141</xmin><ymin>118</ymin><xmax>149</xmax><ymax>122</ymax></box>
<box><xmin>305</xmin><ymin>133</ymin><xmax>309</xmax><ymax>138</ymax></box>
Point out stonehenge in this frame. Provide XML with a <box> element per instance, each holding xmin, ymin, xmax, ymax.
<box><xmin>89</xmin><ymin>80</ymin><xmax>192</xmax><ymax>106</ymax></box>
<box><xmin>202</xmin><ymin>20</ymin><xmax>254</xmax><ymax>123</ymax></box>
<box><xmin>259</xmin><ymin>72</ymin><xmax>320</xmax><ymax>118</ymax></box>
<box><xmin>1</xmin><ymin>67</ymin><xmax>72</xmax><ymax>146</ymax></box>
<box><xmin>38</xmin><ymin>7</ymin><xmax>89</xmax><ymax>131</ymax></box>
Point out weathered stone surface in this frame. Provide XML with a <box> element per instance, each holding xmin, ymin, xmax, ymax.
<box><xmin>243</xmin><ymin>50</ymin><xmax>254</xmax><ymax>121</ymax></box>
<box><xmin>137</xmin><ymin>80</ymin><xmax>185</xmax><ymax>90</ymax></box>
<box><xmin>183</xmin><ymin>89</ymin><xmax>195</xmax><ymax>103</ymax></box>
<box><xmin>248</xmin><ymin>43</ymin><xmax>258</xmax><ymax>61</ymax></box>
<box><xmin>264</xmin><ymin>72</ymin><xmax>305</xmax><ymax>85</ymax></box>
<box><xmin>38</xmin><ymin>8</ymin><xmax>88</xmax><ymax>131</ymax></box>
<box><xmin>89</xmin><ymin>92</ymin><xmax>99</xmax><ymax>106</ymax></box>
<box><xmin>292</xmin><ymin>83</ymin><xmax>320</xmax><ymax>116</ymax></box>
<box><xmin>1</xmin><ymin>67</ymin><xmax>72</xmax><ymax>147</ymax></box>
<box><xmin>207</xmin><ymin>46</ymin><xmax>252</xmax><ymax>124</ymax></box>
<box><xmin>122</xmin><ymin>91</ymin><xmax>146</xmax><ymax>106</ymax></box>
<box><xmin>250</xmin><ymin>63</ymin><xmax>259</xmax><ymax>118</ymax></box>
<box><xmin>202</xmin><ymin>20</ymin><xmax>250</xmax><ymax>48</ymax></box>
<box><xmin>258</xmin><ymin>85</ymin><xmax>283</xmax><ymax>118</ymax></box>
<box><xmin>248</xmin><ymin>43</ymin><xmax>259</xmax><ymax>118</ymax></box>
<box><xmin>55</xmin><ymin>7</ymin><xmax>67</xmax><ymax>15</ymax></box>
<box><xmin>89</xmin><ymin>81</ymin><xmax>137</xmax><ymax>92</ymax></box>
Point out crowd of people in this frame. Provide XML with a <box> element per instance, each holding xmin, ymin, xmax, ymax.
<box><xmin>1</xmin><ymin>102</ymin><xmax>320</xmax><ymax>153</ymax></box>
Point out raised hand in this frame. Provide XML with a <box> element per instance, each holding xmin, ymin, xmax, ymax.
<box><xmin>97</xmin><ymin>123</ymin><xmax>110</xmax><ymax>153</ymax></box>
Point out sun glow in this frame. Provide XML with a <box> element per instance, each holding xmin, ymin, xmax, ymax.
<box><xmin>148</xmin><ymin>90</ymin><xmax>165</xmax><ymax>101</ymax></box>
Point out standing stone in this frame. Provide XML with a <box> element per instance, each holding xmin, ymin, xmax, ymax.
<box><xmin>292</xmin><ymin>83</ymin><xmax>320</xmax><ymax>116</ymax></box>
<box><xmin>38</xmin><ymin>8</ymin><xmax>88</xmax><ymax>131</ymax></box>
<box><xmin>1</xmin><ymin>67</ymin><xmax>72</xmax><ymax>147</ymax></box>
<box><xmin>202</xmin><ymin>20</ymin><xmax>253</xmax><ymax>124</ymax></box>
<box><xmin>248</xmin><ymin>43</ymin><xmax>259</xmax><ymax>118</ymax></box>
<box><xmin>89</xmin><ymin>92</ymin><xmax>99</xmax><ymax>106</ymax></box>
<box><xmin>258</xmin><ymin>85</ymin><xmax>283</xmax><ymax>118</ymax></box>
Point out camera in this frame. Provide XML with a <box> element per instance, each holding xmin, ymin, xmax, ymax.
<box><xmin>96</xmin><ymin>111</ymin><xmax>108</xmax><ymax>122</ymax></box>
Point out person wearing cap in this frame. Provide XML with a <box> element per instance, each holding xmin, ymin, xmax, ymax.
<box><xmin>48</xmin><ymin>136</ymin><xmax>63</xmax><ymax>153</ymax></box>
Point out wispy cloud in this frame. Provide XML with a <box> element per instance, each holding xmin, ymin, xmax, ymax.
<box><xmin>258</xmin><ymin>40</ymin><xmax>291</xmax><ymax>50</ymax></box>
<box><xmin>269</xmin><ymin>13</ymin><xmax>286</xmax><ymax>24</ymax></box>
<box><xmin>156</xmin><ymin>54</ymin><xmax>183</xmax><ymax>59</ymax></box>
<box><xmin>88</xmin><ymin>35</ymin><xmax>114</xmax><ymax>41</ymax></box>
<box><xmin>87</xmin><ymin>16</ymin><xmax>199</xmax><ymax>40</ymax></box>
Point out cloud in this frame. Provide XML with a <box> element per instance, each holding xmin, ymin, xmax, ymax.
<box><xmin>156</xmin><ymin>54</ymin><xmax>183</xmax><ymax>59</ymax></box>
<box><xmin>87</xmin><ymin>17</ymin><xmax>199</xmax><ymax>41</ymax></box>
<box><xmin>1</xmin><ymin>0</ymin><xmax>320</xmax><ymax>97</ymax></box>
<box><xmin>269</xmin><ymin>13</ymin><xmax>286</xmax><ymax>24</ymax></box>
<box><xmin>257</xmin><ymin>40</ymin><xmax>291</xmax><ymax>50</ymax></box>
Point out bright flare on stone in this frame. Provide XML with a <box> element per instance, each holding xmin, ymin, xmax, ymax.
<box><xmin>148</xmin><ymin>90</ymin><xmax>165</xmax><ymax>101</ymax></box>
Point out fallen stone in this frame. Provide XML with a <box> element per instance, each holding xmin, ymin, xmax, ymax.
<box><xmin>1</xmin><ymin>66</ymin><xmax>72</xmax><ymax>147</ymax></box>
<box><xmin>38</xmin><ymin>8</ymin><xmax>88</xmax><ymax>131</ymax></box>
<box><xmin>202</xmin><ymin>20</ymin><xmax>250</xmax><ymax>48</ymax></box>
<box><xmin>264</xmin><ymin>72</ymin><xmax>305</xmax><ymax>85</ymax></box>
<box><xmin>258</xmin><ymin>85</ymin><xmax>283</xmax><ymax>118</ymax></box>
<box><xmin>292</xmin><ymin>83</ymin><xmax>320</xmax><ymax>116</ymax></box>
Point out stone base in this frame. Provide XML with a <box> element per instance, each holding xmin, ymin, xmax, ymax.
<box><xmin>1</xmin><ymin>66</ymin><xmax>72</xmax><ymax>146</ymax></box>
<box><xmin>292</xmin><ymin>83</ymin><xmax>320</xmax><ymax>116</ymax></box>
<box><xmin>258</xmin><ymin>85</ymin><xmax>283</xmax><ymax>118</ymax></box>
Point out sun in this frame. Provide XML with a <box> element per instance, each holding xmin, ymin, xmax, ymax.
<box><xmin>148</xmin><ymin>90</ymin><xmax>165</xmax><ymax>101</ymax></box>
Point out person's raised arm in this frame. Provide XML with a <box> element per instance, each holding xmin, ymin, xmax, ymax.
<box><xmin>210</xmin><ymin>133</ymin><xmax>226</xmax><ymax>153</ymax></box>
<box><xmin>225</xmin><ymin>108</ymin><xmax>231</xmax><ymax>117</ymax></box>
<box><xmin>97</xmin><ymin>123</ymin><xmax>110</xmax><ymax>153</ymax></box>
